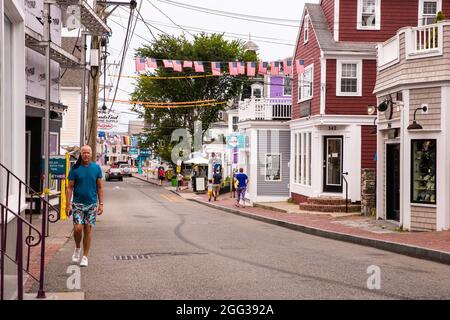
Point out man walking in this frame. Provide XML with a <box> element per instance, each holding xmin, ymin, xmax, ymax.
<box><xmin>234</xmin><ymin>168</ymin><xmax>248</xmax><ymax>208</ymax></box>
<box><xmin>212</xmin><ymin>170</ymin><xmax>222</xmax><ymax>201</ymax></box>
<box><xmin>66</xmin><ymin>145</ymin><xmax>104</xmax><ymax>267</ymax></box>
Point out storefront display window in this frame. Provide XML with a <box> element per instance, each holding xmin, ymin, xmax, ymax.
<box><xmin>411</xmin><ymin>139</ymin><xmax>436</xmax><ymax>204</ymax></box>
<box><xmin>265</xmin><ymin>154</ymin><xmax>281</xmax><ymax>181</ymax></box>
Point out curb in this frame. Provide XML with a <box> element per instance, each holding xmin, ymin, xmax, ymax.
<box><xmin>185</xmin><ymin>198</ymin><xmax>450</xmax><ymax>266</ymax></box>
<box><xmin>133</xmin><ymin>175</ymin><xmax>450</xmax><ymax>266</ymax></box>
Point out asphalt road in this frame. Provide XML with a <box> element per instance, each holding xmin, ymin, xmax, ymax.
<box><xmin>41</xmin><ymin>178</ymin><xmax>450</xmax><ymax>299</ymax></box>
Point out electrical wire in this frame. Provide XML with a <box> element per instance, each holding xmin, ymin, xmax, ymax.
<box><xmin>108</xmin><ymin>5</ymin><xmax>136</xmax><ymax>112</ymax></box>
<box><xmin>126</xmin><ymin>15</ymin><xmax>294</xmax><ymax>43</ymax></box>
<box><xmin>155</xmin><ymin>0</ymin><xmax>299</xmax><ymax>28</ymax></box>
<box><xmin>157</xmin><ymin>0</ymin><xmax>300</xmax><ymax>23</ymax></box>
<box><xmin>146</xmin><ymin>0</ymin><xmax>194</xmax><ymax>37</ymax></box>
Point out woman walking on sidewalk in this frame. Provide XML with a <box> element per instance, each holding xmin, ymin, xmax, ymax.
<box><xmin>65</xmin><ymin>145</ymin><xmax>104</xmax><ymax>267</ymax></box>
<box><xmin>234</xmin><ymin>168</ymin><xmax>248</xmax><ymax>208</ymax></box>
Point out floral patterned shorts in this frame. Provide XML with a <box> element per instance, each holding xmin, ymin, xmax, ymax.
<box><xmin>72</xmin><ymin>203</ymin><xmax>98</xmax><ymax>226</ymax></box>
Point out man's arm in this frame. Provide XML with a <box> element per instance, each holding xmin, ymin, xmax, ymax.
<box><xmin>66</xmin><ymin>180</ymin><xmax>74</xmax><ymax>215</ymax></box>
<box><xmin>97</xmin><ymin>178</ymin><xmax>104</xmax><ymax>215</ymax></box>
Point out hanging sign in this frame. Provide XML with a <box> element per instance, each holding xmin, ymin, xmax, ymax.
<box><xmin>97</xmin><ymin>111</ymin><xmax>119</xmax><ymax>131</ymax></box>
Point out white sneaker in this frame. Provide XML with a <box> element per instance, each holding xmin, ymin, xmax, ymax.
<box><xmin>72</xmin><ymin>248</ymin><xmax>81</xmax><ymax>263</ymax></box>
<box><xmin>80</xmin><ymin>256</ymin><xmax>88</xmax><ymax>267</ymax></box>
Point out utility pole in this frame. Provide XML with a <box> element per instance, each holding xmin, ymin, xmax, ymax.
<box><xmin>86</xmin><ymin>0</ymin><xmax>104</xmax><ymax>158</ymax></box>
<box><xmin>79</xmin><ymin>29</ymin><xmax>87</xmax><ymax>148</ymax></box>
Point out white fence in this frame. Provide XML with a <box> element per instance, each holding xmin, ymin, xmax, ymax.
<box><xmin>378</xmin><ymin>22</ymin><xmax>446</xmax><ymax>70</ymax></box>
<box><xmin>238</xmin><ymin>98</ymin><xmax>292</xmax><ymax>121</ymax></box>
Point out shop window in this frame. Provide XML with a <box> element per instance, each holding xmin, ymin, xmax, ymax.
<box><xmin>411</xmin><ymin>139</ymin><xmax>436</xmax><ymax>204</ymax></box>
<box><xmin>294</xmin><ymin>132</ymin><xmax>311</xmax><ymax>186</ymax></box>
<box><xmin>265</xmin><ymin>154</ymin><xmax>281</xmax><ymax>181</ymax></box>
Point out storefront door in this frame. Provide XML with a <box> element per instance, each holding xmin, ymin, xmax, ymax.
<box><xmin>386</xmin><ymin>143</ymin><xmax>400</xmax><ymax>221</ymax></box>
<box><xmin>323</xmin><ymin>136</ymin><xmax>343</xmax><ymax>193</ymax></box>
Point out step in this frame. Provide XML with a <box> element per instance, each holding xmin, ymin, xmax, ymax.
<box><xmin>299</xmin><ymin>202</ymin><xmax>361</xmax><ymax>213</ymax></box>
<box><xmin>307</xmin><ymin>197</ymin><xmax>348</xmax><ymax>205</ymax></box>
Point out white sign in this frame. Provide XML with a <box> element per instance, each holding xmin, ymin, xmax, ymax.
<box><xmin>97</xmin><ymin>111</ymin><xmax>119</xmax><ymax>132</ymax></box>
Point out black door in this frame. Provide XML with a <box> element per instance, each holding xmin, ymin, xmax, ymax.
<box><xmin>323</xmin><ymin>136</ymin><xmax>343</xmax><ymax>193</ymax></box>
<box><xmin>386</xmin><ymin>144</ymin><xmax>400</xmax><ymax>221</ymax></box>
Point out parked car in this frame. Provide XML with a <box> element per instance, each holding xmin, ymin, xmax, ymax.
<box><xmin>119</xmin><ymin>164</ymin><xmax>132</xmax><ymax>177</ymax></box>
<box><xmin>105</xmin><ymin>167</ymin><xmax>123</xmax><ymax>181</ymax></box>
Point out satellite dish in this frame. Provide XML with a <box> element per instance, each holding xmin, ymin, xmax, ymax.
<box><xmin>377</xmin><ymin>101</ymin><xmax>388</xmax><ymax>112</ymax></box>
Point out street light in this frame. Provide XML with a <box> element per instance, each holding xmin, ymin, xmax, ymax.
<box><xmin>367</xmin><ymin>105</ymin><xmax>377</xmax><ymax>135</ymax></box>
<box><xmin>407</xmin><ymin>105</ymin><xmax>428</xmax><ymax>130</ymax></box>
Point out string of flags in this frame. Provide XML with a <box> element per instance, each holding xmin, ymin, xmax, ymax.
<box><xmin>135</xmin><ymin>57</ymin><xmax>305</xmax><ymax>76</ymax></box>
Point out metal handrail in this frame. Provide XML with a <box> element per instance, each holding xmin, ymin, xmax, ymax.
<box><xmin>0</xmin><ymin>162</ymin><xmax>60</xmax><ymax>300</ymax></box>
<box><xmin>342</xmin><ymin>172</ymin><xmax>349</xmax><ymax>213</ymax></box>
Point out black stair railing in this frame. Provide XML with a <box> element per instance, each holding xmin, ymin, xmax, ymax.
<box><xmin>0</xmin><ymin>162</ymin><xmax>60</xmax><ymax>300</ymax></box>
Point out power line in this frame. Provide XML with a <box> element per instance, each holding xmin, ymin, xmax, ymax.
<box><xmin>155</xmin><ymin>0</ymin><xmax>299</xmax><ymax>28</ymax></box>
<box><xmin>109</xmin><ymin>6</ymin><xmax>136</xmax><ymax>112</ymax></box>
<box><xmin>132</xmin><ymin>17</ymin><xmax>294</xmax><ymax>43</ymax></box>
<box><xmin>157</xmin><ymin>0</ymin><xmax>300</xmax><ymax>23</ymax></box>
<box><xmin>117</xmin><ymin>11</ymin><xmax>294</xmax><ymax>46</ymax></box>
<box><xmin>146</xmin><ymin>0</ymin><xmax>194</xmax><ymax>37</ymax></box>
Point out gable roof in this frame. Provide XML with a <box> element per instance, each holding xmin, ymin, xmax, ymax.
<box><xmin>294</xmin><ymin>3</ymin><xmax>377</xmax><ymax>55</ymax></box>
<box><xmin>60</xmin><ymin>37</ymin><xmax>84</xmax><ymax>88</ymax></box>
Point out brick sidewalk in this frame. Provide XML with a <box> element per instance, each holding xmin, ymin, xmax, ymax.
<box><xmin>24</xmin><ymin>216</ymin><xmax>73</xmax><ymax>293</ymax></box>
<box><xmin>133</xmin><ymin>175</ymin><xmax>450</xmax><ymax>264</ymax></box>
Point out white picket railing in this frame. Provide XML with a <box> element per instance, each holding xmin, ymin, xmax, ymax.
<box><xmin>378</xmin><ymin>22</ymin><xmax>446</xmax><ymax>70</ymax></box>
<box><xmin>238</xmin><ymin>97</ymin><xmax>292</xmax><ymax>121</ymax></box>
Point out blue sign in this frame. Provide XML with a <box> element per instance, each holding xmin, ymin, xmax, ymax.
<box><xmin>47</xmin><ymin>156</ymin><xmax>67</xmax><ymax>179</ymax></box>
<box><xmin>139</xmin><ymin>148</ymin><xmax>150</xmax><ymax>156</ymax></box>
<box><xmin>129</xmin><ymin>147</ymin><xmax>138</xmax><ymax>155</ymax></box>
<box><xmin>226</xmin><ymin>134</ymin><xmax>245</xmax><ymax>149</ymax></box>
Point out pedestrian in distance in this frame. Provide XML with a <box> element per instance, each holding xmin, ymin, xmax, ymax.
<box><xmin>158</xmin><ymin>166</ymin><xmax>165</xmax><ymax>185</ymax></box>
<box><xmin>207</xmin><ymin>179</ymin><xmax>213</xmax><ymax>202</ymax></box>
<box><xmin>66</xmin><ymin>145</ymin><xmax>104</xmax><ymax>267</ymax></box>
<box><xmin>234</xmin><ymin>168</ymin><xmax>249</xmax><ymax>208</ymax></box>
<box><xmin>212</xmin><ymin>170</ymin><xmax>222</xmax><ymax>201</ymax></box>
<box><xmin>177</xmin><ymin>172</ymin><xmax>184</xmax><ymax>191</ymax></box>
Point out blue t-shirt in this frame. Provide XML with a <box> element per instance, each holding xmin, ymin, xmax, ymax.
<box><xmin>235</xmin><ymin>173</ymin><xmax>248</xmax><ymax>188</ymax></box>
<box><xmin>213</xmin><ymin>173</ymin><xmax>222</xmax><ymax>185</ymax></box>
<box><xmin>68</xmin><ymin>162</ymin><xmax>102</xmax><ymax>205</ymax></box>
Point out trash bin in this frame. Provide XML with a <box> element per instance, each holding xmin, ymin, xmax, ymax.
<box><xmin>171</xmin><ymin>178</ymin><xmax>178</xmax><ymax>187</ymax></box>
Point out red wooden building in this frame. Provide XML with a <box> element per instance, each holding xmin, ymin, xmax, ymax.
<box><xmin>289</xmin><ymin>0</ymin><xmax>449</xmax><ymax>214</ymax></box>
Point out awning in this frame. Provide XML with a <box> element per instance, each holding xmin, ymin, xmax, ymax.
<box><xmin>184</xmin><ymin>157</ymin><xmax>209</xmax><ymax>165</ymax></box>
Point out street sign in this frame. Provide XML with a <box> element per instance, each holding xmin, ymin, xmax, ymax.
<box><xmin>139</xmin><ymin>148</ymin><xmax>150</xmax><ymax>156</ymax></box>
<box><xmin>48</xmin><ymin>155</ymin><xmax>67</xmax><ymax>179</ymax></box>
<box><xmin>129</xmin><ymin>147</ymin><xmax>138</xmax><ymax>155</ymax></box>
<box><xmin>226</xmin><ymin>134</ymin><xmax>245</xmax><ymax>149</ymax></box>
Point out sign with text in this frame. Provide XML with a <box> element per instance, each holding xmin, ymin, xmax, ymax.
<box><xmin>97</xmin><ymin>111</ymin><xmax>119</xmax><ymax>132</ymax></box>
<box><xmin>226</xmin><ymin>134</ymin><xmax>245</xmax><ymax>149</ymax></box>
<box><xmin>49</xmin><ymin>156</ymin><xmax>67</xmax><ymax>179</ymax></box>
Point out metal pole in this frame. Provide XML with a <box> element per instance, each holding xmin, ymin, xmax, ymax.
<box><xmin>79</xmin><ymin>31</ymin><xmax>87</xmax><ymax>148</ymax></box>
<box><xmin>37</xmin><ymin>1</ymin><xmax>51</xmax><ymax>299</ymax></box>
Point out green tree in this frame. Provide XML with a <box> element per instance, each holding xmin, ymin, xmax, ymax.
<box><xmin>132</xmin><ymin>33</ymin><xmax>257</xmax><ymax>162</ymax></box>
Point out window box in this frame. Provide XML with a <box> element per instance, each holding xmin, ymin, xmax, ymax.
<box><xmin>411</xmin><ymin>139</ymin><xmax>436</xmax><ymax>204</ymax></box>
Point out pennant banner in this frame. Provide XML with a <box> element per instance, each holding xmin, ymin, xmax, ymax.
<box><xmin>134</xmin><ymin>56</ymin><xmax>306</xmax><ymax>76</ymax></box>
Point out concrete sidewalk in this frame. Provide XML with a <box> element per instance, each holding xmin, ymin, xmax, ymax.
<box><xmin>133</xmin><ymin>174</ymin><xmax>450</xmax><ymax>265</ymax></box>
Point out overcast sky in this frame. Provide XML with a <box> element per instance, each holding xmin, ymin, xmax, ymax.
<box><xmin>70</xmin><ymin>0</ymin><xmax>318</xmax><ymax>131</ymax></box>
